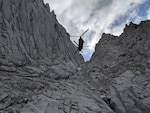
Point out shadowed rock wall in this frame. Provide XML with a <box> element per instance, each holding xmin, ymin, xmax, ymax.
<box><xmin>0</xmin><ymin>0</ymin><xmax>83</xmax><ymax>67</ymax></box>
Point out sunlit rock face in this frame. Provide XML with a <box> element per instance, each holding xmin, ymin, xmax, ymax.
<box><xmin>84</xmin><ymin>20</ymin><xmax>150</xmax><ymax>113</ymax></box>
<box><xmin>0</xmin><ymin>0</ymin><xmax>150</xmax><ymax>113</ymax></box>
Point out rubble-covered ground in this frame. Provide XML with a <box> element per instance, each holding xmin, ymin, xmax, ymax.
<box><xmin>0</xmin><ymin>62</ymin><xmax>114</xmax><ymax>113</ymax></box>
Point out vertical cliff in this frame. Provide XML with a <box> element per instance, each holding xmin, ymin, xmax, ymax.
<box><xmin>0</xmin><ymin>0</ymin><xmax>83</xmax><ymax>68</ymax></box>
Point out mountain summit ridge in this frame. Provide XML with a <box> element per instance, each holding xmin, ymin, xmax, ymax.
<box><xmin>84</xmin><ymin>19</ymin><xmax>150</xmax><ymax>113</ymax></box>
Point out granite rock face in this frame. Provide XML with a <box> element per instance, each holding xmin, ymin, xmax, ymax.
<box><xmin>83</xmin><ymin>21</ymin><xmax>150</xmax><ymax>113</ymax></box>
<box><xmin>0</xmin><ymin>0</ymin><xmax>150</xmax><ymax>113</ymax></box>
<box><xmin>0</xmin><ymin>0</ymin><xmax>113</xmax><ymax>113</ymax></box>
<box><xmin>0</xmin><ymin>0</ymin><xmax>83</xmax><ymax>67</ymax></box>
<box><xmin>0</xmin><ymin>0</ymin><xmax>95</xmax><ymax>112</ymax></box>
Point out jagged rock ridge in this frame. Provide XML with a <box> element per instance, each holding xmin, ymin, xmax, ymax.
<box><xmin>83</xmin><ymin>21</ymin><xmax>150</xmax><ymax>113</ymax></box>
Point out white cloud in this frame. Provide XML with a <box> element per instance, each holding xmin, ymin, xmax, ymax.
<box><xmin>44</xmin><ymin>0</ymin><xmax>148</xmax><ymax>61</ymax></box>
<box><xmin>146</xmin><ymin>8</ymin><xmax>150</xmax><ymax>19</ymax></box>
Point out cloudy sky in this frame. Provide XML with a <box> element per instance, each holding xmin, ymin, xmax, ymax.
<box><xmin>44</xmin><ymin>0</ymin><xmax>150</xmax><ymax>61</ymax></box>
